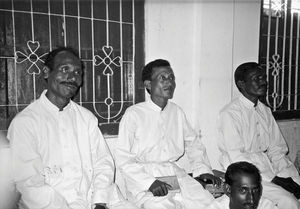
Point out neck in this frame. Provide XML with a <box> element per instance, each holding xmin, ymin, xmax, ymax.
<box><xmin>150</xmin><ymin>96</ymin><xmax>168</xmax><ymax>110</ymax></box>
<box><xmin>46</xmin><ymin>91</ymin><xmax>70</xmax><ymax>111</ymax></box>
<box><xmin>242</xmin><ymin>93</ymin><xmax>259</xmax><ymax>106</ymax></box>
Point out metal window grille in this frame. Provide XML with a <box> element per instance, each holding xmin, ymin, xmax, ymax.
<box><xmin>0</xmin><ymin>0</ymin><xmax>145</xmax><ymax>135</ymax></box>
<box><xmin>259</xmin><ymin>0</ymin><xmax>300</xmax><ymax>119</ymax></box>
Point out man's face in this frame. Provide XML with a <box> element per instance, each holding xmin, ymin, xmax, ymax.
<box><xmin>228</xmin><ymin>174</ymin><xmax>262</xmax><ymax>209</ymax></box>
<box><xmin>148</xmin><ymin>66</ymin><xmax>176</xmax><ymax>101</ymax></box>
<box><xmin>46</xmin><ymin>51</ymin><xmax>83</xmax><ymax>101</ymax></box>
<box><xmin>239</xmin><ymin>67</ymin><xmax>267</xmax><ymax>102</ymax></box>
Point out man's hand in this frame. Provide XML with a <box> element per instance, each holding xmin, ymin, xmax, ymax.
<box><xmin>149</xmin><ymin>179</ymin><xmax>172</xmax><ymax>196</ymax></box>
<box><xmin>195</xmin><ymin>173</ymin><xmax>223</xmax><ymax>187</ymax></box>
<box><xmin>94</xmin><ymin>203</ymin><xmax>109</xmax><ymax>209</ymax></box>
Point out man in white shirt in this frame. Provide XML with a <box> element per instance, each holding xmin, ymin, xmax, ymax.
<box><xmin>115</xmin><ymin>59</ymin><xmax>222</xmax><ymax>209</ymax></box>
<box><xmin>8</xmin><ymin>47</ymin><xmax>136</xmax><ymax>209</ymax></box>
<box><xmin>217</xmin><ymin>62</ymin><xmax>300</xmax><ymax>209</ymax></box>
<box><xmin>206</xmin><ymin>161</ymin><xmax>278</xmax><ymax>209</ymax></box>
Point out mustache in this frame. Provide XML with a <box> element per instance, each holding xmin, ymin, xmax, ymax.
<box><xmin>260</xmin><ymin>84</ymin><xmax>267</xmax><ymax>88</ymax></box>
<box><xmin>60</xmin><ymin>81</ymin><xmax>79</xmax><ymax>88</ymax></box>
<box><xmin>243</xmin><ymin>203</ymin><xmax>257</xmax><ymax>208</ymax></box>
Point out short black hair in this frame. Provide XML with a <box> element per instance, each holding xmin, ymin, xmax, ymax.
<box><xmin>234</xmin><ymin>62</ymin><xmax>262</xmax><ymax>91</ymax></box>
<box><xmin>142</xmin><ymin>59</ymin><xmax>171</xmax><ymax>82</ymax></box>
<box><xmin>44</xmin><ymin>46</ymin><xmax>80</xmax><ymax>71</ymax></box>
<box><xmin>225</xmin><ymin>161</ymin><xmax>261</xmax><ymax>186</ymax></box>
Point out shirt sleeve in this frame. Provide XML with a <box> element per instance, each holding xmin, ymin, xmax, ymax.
<box><xmin>7</xmin><ymin>116</ymin><xmax>70</xmax><ymax>209</ymax></box>
<box><xmin>89</xmin><ymin>116</ymin><xmax>116</xmax><ymax>205</ymax></box>
<box><xmin>267</xmin><ymin>110</ymin><xmax>299</xmax><ymax>179</ymax></box>
<box><xmin>182</xmin><ymin>112</ymin><xmax>213</xmax><ymax>177</ymax></box>
<box><xmin>218</xmin><ymin>111</ymin><xmax>275</xmax><ymax>181</ymax></box>
<box><xmin>114</xmin><ymin>110</ymin><xmax>156</xmax><ymax>196</ymax></box>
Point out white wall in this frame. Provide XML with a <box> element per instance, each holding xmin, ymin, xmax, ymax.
<box><xmin>144</xmin><ymin>0</ymin><xmax>261</xmax><ymax>169</ymax></box>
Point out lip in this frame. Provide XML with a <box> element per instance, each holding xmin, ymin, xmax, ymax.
<box><xmin>62</xmin><ymin>83</ymin><xmax>78</xmax><ymax>90</ymax></box>
<box><xmin>244</xmin><ymin>204</ymin><xmax>256</xmax><ymax>209</ymax></box>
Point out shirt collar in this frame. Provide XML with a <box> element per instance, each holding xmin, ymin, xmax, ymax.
<box><xmin>238</xmin><ymin>93</ymin><xmax>256</xmax><ymax>109</ymax></box>
<box><xmin>147</xmin><ymin>99</ymin><xmax>169</xmax><ymax>112</ymax></box>
<box><xmin>40</xmin><ymin>90</ymin><xmax>72</xmax><ymax>112</ymax></box>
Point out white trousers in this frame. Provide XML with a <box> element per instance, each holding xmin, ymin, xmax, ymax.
<box><xmin>262</xmin><ymin>181</ymin><xmax>300</xmax><ymax>209</ymax></box>
<box><xmin>133</xmin><ymin>174</ymin><xmax>214</xmax><ymax>209</ymax></box>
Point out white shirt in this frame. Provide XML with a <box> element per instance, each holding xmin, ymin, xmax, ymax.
<box><xmin>218</xmin><ymin>95</ymin><xmax>299</xmax><ymax>182</ymax></box>
<box><xmin>8</xmin><ymin>90</ymin><xmax>115</xmax><ymax>209</ymax></box>
<box><xmin>115</xmin><ymin>100</ymin><xmax>213</xmax><ymax>197</ymax></box>
<box><xmin>205</xmin><ymin>194</ymin><xmax>279</xmax><ymax>209</ymax></box>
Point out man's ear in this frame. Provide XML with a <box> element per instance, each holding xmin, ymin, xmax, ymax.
<box><xmin>224</xmin><ymin>183</ymin><xmax>231</xmax><ymax>197</ymax></box>
<box><xmin>144</xmin><ymin>80</ymin><xmax>151</xmax><ymax>92</ymax></box>
<box><xmin>43</xmin><ymin>66</ymin><xmax>50</xmax><ymax>80</ymax></box>
<box><xmin>237</xmin><ymin>80</ymin><xmax>245</xmax><ymax>91</ymax></box>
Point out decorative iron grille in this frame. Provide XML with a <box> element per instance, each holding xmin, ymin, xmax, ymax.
<box><xmin>260</xmin><ymin>0</ymin><xmax>300</xmax><ymax>119</ymax></box>
<box><xmin>0</xmin><ymin>0</ymin><xmax>145</xmax><ymax>135</ymax></box>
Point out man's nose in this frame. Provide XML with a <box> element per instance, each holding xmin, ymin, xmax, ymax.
<box><xmin>247</xmin><ymin>191</ymin><xmax>255</xmax><ymax>203</ymax></box>
<box><xmin>67</xmin><ymin>73</ymin><xmax>76</xmax><ymax>81</ymax></box>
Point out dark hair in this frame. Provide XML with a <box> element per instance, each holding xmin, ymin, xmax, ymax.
<box><xmin>44</xmin><ymin>46</ymin><xmax>81</xmax><ymax>71</ymax></box>
<box><xmin>225</xmin><ymin>161</ymin><xmax>261</xmax><ymax>186</ymax></box>
<box><xmin>234</xmin><ymin>62</ymin><xmax>262</xmax><ymax>91</ymax></box>
<box><xmin>142</xmin><ymin>59</ymin><xmax>171</xmax><ymax>82</ymax></box>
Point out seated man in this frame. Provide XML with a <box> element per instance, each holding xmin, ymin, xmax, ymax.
<box><xmin>217</xmin><ymin>62</ymin><xmax>300</xmax><ymax>209</ymax></box>
<box><xmin>8</xmin><ymin>47</ymin><xmax>137</xmax><ymax>209</ymax></box>
<box><xmin>115</xmin><ymin>59</ymin><xmax>222</xmax><ymax>209</ymax></box>
<box><xmin>206</xmin><ymin>161</ymin><xmax>278</xmax><ymax>209</ymax></box>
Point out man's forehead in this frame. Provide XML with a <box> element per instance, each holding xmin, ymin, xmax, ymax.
<box><xmin>232</xmin><ymin>174</ymin><xmax>260</xmax><ymax>187</ymax></box>
<box><xmin>246</xmin><ymin>67</ymin><xmax>266</xmax><ymax>76</ymax></box>
<box><xmin>152</xmin><ymin>66</ymin><xmax>174</xmax><ymax>75</ymax></box>
<box><xmin>54</xmin><ymin>51</ymin><xmax>81</xmax><ymax>65</ymax></box>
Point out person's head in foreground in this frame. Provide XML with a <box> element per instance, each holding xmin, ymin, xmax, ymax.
<box><xmin>43</xmin><ymin>46</ymin><xmax>83</xmax><ymax>110</ymax></box>
<box><xmin>234</xmin><ymin>62</ymin><xmax>267</xmax><ymax>105</ymax></box>
<box><xmin>142</xmin><ymin>59</ymin><xmax>176</xmax><ymax>109</ymax></box>
<box><xmin>225</xmin><ymin>161</ymin><xmax>262</xmax><ymax>209</ymax></box>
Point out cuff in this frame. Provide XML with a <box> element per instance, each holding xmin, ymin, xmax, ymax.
<box><xmin>92</xmin><ymin>188</ymin><xmax>109</xmax><ymax>205</ymax></box>
<box><xmin>192</xmin><ymin>166</ymin><xmax>213</xmax><ymax>178</ymax></box>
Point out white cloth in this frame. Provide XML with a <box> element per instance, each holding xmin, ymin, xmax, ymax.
<box><xmin>217</xmin><ymin>94</ymin><xmax>300</xmax><ymax>208</ymax></box>
<box><xmin>7</xmin><ymin>90</ymin><xmax>123</xmax><ymax>209</ymax></box>
<box><xmin>0</xmin><ymin>146</ymin><xmax>20</xmax><ymax>209</ymax></box>
<box><xmin>115</xmin><ymin>100</ymin><xmax>214</xmax><ymax>209</ymax></box>
<box><xmin>205</xmin><ymin>195</ymin><xmax>278</xmax><ymax>209</ymax></box>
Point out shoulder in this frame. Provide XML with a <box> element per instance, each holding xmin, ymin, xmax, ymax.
<box><xmin>10</xmin><ymin>100</ymin><xmax>41</xmax><ymax>125</ymax></box>
<box><xmin>258</xmin><ymin>197</ymin><xmax>278</xmax><ymax>209</ymax></box>
<box><xmin>258</xmin><ymin>100</ymin><xmax>272</xmax><ymax>113</ymax></box>
<box><xmin>70</xmin><ymin>100</ymin><xmax>97</xmax><ymax>119</ymax></box>
<box><xmin>123</xmin><ymin>101</ymin><xmax>149</xmax><ymax>115</ymax></box>
<box><xmin>166</xmin><ymin>101</ymin><xmax>185</xmax><ymax>116</ymax></box>
<box><xmin>219</xmin><ymin>98</ymin><xmax>243</xmax><ymax>119</ymax></box>
<box><xmin>207</xmin><ymin>195</ymin><xmax>229</xmax><ymax>209</ymax></box>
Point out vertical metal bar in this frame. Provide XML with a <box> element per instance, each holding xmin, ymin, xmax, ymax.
<box><xmin>119</xmin><ymin>0</ymin><xmax>124</xmax><ymax>107</ymax></box>
<box><xmin>132</xmin><ymin>0</ymin><xmax>136</xmax><ymax>104</ymax></box>
<box><xmin>63</xmin><ymin>0</ymin><xmax>66</xmax><ymax>46</ymax></box>
<box><xmin>106</xmin><ymin>0</ymin><xmax>109</xmax><ymax>46</ymax></box>
<box><xmin>12</xmin><ymin>0</ymin><xmax>19</xmax><ymax>112</ymax></box>
<box><xmin>295</xmin><ymin>13</ymin><xmax>299</xmax><ymax>110</ymax></box>
<box><xmin>30</xmin><ymin>0</ymin><xmax>36</xmax><ymax>100</ymax></box>
<box><xmin>30</xmin><ymin>0</ymin><xmax>35</xmax><ymax>41</ymax></box>
<box><xmin>281</xmin><ymin>0</ymin><xmax>287</xmax><ymax>111</ymax></box>
<box><xmin>266</xmin><ymin>0</ymin><xmax>272</xmax><ymax>108</ymax></box>
<box><xmin>48</xmin><ymin>0</ymin><xmax>52</xmax><ymax>51</ymax></box>
<box><xmin>77</xmin><ymin>0</ymin><xmax>82</xmax><ymax>105</ymax></box>
<box><xmin>91</xmin><ymin>0</ymin><xmax>101</xmax><ymax>118</ymax></box>
<box><xmin>105</xmin><ymin>0</ymin><xmax>111</xmax><ymax>122</ymax></box>
<box><xmin>288</xmin><ymin>6</ymin><xmax>293</xmax><ymax>110</ymax></box>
